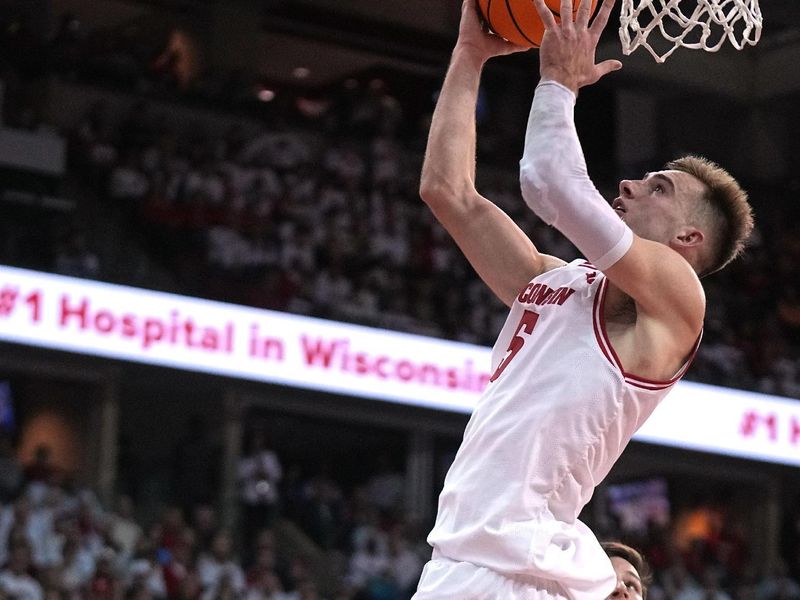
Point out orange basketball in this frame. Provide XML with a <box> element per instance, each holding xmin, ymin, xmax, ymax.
<box><xmin>477</xmin><ymin>0</ymin><xmax>599</xmax><ymax>48</ymax></box>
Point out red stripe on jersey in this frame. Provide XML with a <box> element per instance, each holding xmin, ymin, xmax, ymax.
<box><xmin>592</xmin><ymin>278</ymin><xmax>619</xmax><ymax>369</ymax></box>
<box><xmin>593</xmin><ymin>276</ymin><xmax>702</xmax><ymax>391</ymax></box>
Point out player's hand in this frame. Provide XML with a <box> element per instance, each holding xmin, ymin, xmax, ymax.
<box><xmin>455</xmin><ymin>0</ymin><xmax>528</xmax><ymax>62</ymax></box>
<box><xmin>533</xmin><ymin>0</ymin><xmax>622</xmax><ymax>94</ymax></box>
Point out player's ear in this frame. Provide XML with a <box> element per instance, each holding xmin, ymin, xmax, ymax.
<box><xmin>673</xmin><ymin>227</ymin><xmax>704</xmax><ymax>249</ymax></box>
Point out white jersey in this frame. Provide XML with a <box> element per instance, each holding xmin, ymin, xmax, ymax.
<box><xmin>427</xmin><ymin>259</ymin><xmax>698</xmax><ymax>600</ymax></box>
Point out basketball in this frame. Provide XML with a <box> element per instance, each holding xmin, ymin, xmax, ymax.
<box><xmin>478</xmin><ymin>0</ymin><xmax>599</xmax><ymax>48</ymax></box>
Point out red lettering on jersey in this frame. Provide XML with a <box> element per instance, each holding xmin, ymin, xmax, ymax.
<box><xmin>518</xmin><ymin>283</ymin><xmax>538</xmax><ymax>304</ymax></box>
<box><xmin>586</xmin><ymin>272</ymin><xmax>597</xmax><ymax>284</ymax></box>
<box><xmin>518</xmin><ymin>284</ymin><xmax>576</xmax><ymax>306</ymax></box>
<box><xmin>550</xmin><ymin>287</ymin><xmax>576</xmax><ymax>305</ymax></box>
<box><xmin>531</xmin><ymin>285</ymin><xmax>553</xmax><ymax>305</ymax></box>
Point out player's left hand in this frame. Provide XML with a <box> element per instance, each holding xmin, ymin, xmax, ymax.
<box><xmin>533</xmin><ymin>0</ymin><xmax>622</xmax><ymax>94</ymax></box>
<box><xmin>455</xmin><ymin>0</ymin><xmax>528</xmax><ymax>62</ymax></box>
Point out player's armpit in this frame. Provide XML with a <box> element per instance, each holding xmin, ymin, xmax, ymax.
<box><xmin>421</xmin><ymin>186</ymin><xmax>565</xmax><ymax>307</ymax></box>
<box><xmin>603</xmin><ymin>235</ymin><xmax>705</xmax><ymax>340</ymax></box>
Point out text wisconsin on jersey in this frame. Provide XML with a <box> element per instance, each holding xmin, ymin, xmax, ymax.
<box><xmin>517</xmin><ymin>283</ymin><xmax>576</xmax><ymax>306</ymax></box>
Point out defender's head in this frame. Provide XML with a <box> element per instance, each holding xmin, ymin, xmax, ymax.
<box><xmin>601</xmin><ymin>541</ymin><xmax>652</xmax><ymax>600</ymax></box>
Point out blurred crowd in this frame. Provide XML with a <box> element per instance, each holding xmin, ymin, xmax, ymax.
<box><xmin>0</xmin><ymin>430</ymin><xmax>425</xmax><ymax>600</ymax></box>
<box><xmin>0</xmin><ymin>429</ymin><xmax>797</xmax><ymax>600</ymax></box>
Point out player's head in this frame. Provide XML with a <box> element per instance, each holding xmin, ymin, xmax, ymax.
<box><xmin>601</xmin><ymin>541</ymin><xmax>651</xmax><ymax>600</ymax></box>
<box><xmin>613</xmin><ymin>155</ymin><xmax>753</xmax><ymax>277</ymax></box>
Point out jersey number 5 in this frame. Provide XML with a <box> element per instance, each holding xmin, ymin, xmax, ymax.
<box><xmin>489</xmin><ymin>310</ymin><xmax>540</xmax><ymax>382</ymax></box>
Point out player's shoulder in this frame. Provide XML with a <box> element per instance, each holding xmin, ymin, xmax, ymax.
<box><xmin>535</xmin><ymin>256</ymin><xmax>603</xmax><ymax>279</ymax></box>
<box><xmin>534</xmin><ymin>254</ymin><xmax>569</xmax><ymax>277</ymax></box>
<box><xmin>521</xmin><ymin>257</ymin><xmax>601</xmax><ymax>297</ymax></box>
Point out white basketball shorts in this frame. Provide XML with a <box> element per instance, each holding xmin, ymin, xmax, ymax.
<box><xmin>411</xmin><ymin>553</ymin><xmax>569</xmax><ymax>600</ymax></box>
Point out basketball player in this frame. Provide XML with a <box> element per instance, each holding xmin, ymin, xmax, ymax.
<box><xmin>602</xmin><ymin>542</ymin><xmax>651</xmax><ymax>600</ymax></box>
<box><xmin>412</xmin><ymin>0</ymin><xmax>753</xmax><ymax>599</ymax></box>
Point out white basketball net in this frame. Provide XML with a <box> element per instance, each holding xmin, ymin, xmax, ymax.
<box><xmin>619</xmin><ymin>0</ymin><xmax>763</xmax><ymax>63</ymax></box>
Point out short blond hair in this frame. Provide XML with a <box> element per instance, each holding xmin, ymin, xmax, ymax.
<box><xmin>665</xmin><ymin>155</ymin><xmax>753</xmax><ymax>277</ymax></box>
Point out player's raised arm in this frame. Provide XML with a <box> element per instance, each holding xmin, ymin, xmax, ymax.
<box><xmin>420</xmin><ymin>0</ymin><xmax>565</xmax><ymax>308</ymax></box>
<box><xmin>519</xmin><ymin>0</ymin><xmax>707</xmax><ymax>346</ymax></box>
